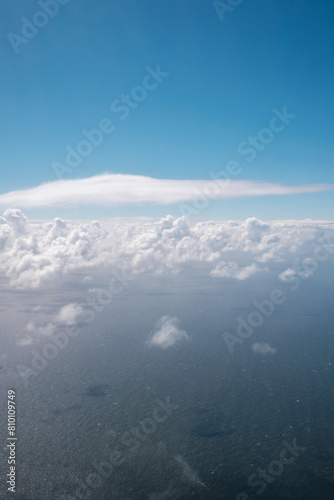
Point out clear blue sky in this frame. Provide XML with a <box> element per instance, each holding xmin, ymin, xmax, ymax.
<box><xmin>1</xmin><ymin>0</ymin><xmax>333</xmax><ymax>220</ymax></box>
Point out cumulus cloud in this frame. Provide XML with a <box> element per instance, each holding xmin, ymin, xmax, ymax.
<box><xmin>1</xmin><ymin>208</ymin><xmax>28</xmax><ymax>234</ymax></box>
<box><xmin>278</xmin><ymin>258</ymin><xmax>315</xmax><ymax>282</ymax></box>
<box><xmin>278</xmin><ymin>267</ymin><xmax>296</xmax><ymax>282</ymax></box>
<box><xmin>0</xmin><ymin>210</ymin><xmax>333</xmax><ymax>289</ymax></box>
<box><xmin>210</xmin><ymin>261</ymin><xmax>266</xmax><ymax>280</ymax></box>
<box><xmin>54</xmin><ymin>303</ymin><xmax>83</xmax><ymax>325</ymax></box>
<box><xmin>147</xmin><ymin>316</ymin><xmax>190</xmax><ymax>349</ymax></box>
<box><xmin>0</xmin><ymin>173</ymin><xmax>332</xmax><ymax>208</ymax></box>
<box><xmin>252</xmin><ymin>342</ymin><xmax>277</xmax><ymax>355</ymax></box>
<box><xmin>20</xmin><ymin>303</ymin><xmax>84</xmax><ymax>345</ymax></box>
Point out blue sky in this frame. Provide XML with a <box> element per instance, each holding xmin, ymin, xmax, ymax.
<box><xmin>1</xmin><ymin>0</ymin><xmax>333</xmax><ymax>220</ymax></box>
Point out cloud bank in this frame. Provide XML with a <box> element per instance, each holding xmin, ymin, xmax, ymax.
<box><xmin>0</xmin><ymin>209</ymin><xmax>333</xmax><ymax>289</ymax></box>
<box><xmin>0</xmin><ymin>173</ymin><xmax>332</xmax><ymax>208</ymax></box>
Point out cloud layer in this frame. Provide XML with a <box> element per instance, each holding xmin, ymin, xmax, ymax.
<box><xmin>0</xmin><ymin>209</ymin><xmax>333</xmax><ymax>289</ymax></box>
<box><xmin>0</xmin><ymin>173</ymin><xmax>332</xmax><ymax>208</ymax></box>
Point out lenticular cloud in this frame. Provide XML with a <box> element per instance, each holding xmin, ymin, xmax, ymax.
<box><xmin>0</xmin><ymin>209</ymin><xmax>333</xmax><ymax>289</ymax></box>
<box><xmin>0</xmin><ymin>173</ymin><xmax>332</xmax><ymax>208</ymax></box>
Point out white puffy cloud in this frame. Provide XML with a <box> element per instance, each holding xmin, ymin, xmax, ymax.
<box><xmin>147</xmin><ymin>316</ymin><xmax>190</xmax><ymax>349</ymax></box>
<box><xmin>0</xmin><ymin>173</ymin><xmax>332</xmax><ymax>208</ymax></box>
<box><xmin>19</xmin><ymin>303</ymin><xmax>84</xmax><ymax>346</ymax></box>
<box><xmin>210</xmin><ymin>261</ymin><xmax>266</xmax><ymax>280</ymax></box>
<box><xmin>278</xmin><ymin>258</ymin><xmax>315</xmax><ymax>282</ymax></box>
<box><xmin>2</xmin><ymin>208</ymin><xmax>28</xmax><ymax>234</ymax></box>
<box><xmin>54</xmin><ymin>303</ymin><xmax>83</xmax><ymax>326</ymax></box>
<box><xmin>252</xmin><ymin>342</ymin><xmax>277</xmax><ymax>355</ymax></box>
<box><xmin>278</xmin><ymin>267</ymin><xmax>296</xmax><ymax>282</ymax></box>
<box><xmin>25</xmin><ymin>320</ymin><xmax>56</xmax><ymax>338</ymax></box>
<box><xmin>0</xmin><ymin>210</ymin><xmax>333</xmax><ymax>289</ymax></box>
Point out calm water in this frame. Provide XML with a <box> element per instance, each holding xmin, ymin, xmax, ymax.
<box><xmin>1</xmin><ymin>268</ymin><xmax>333</xmax><ymax>499</ymax></box>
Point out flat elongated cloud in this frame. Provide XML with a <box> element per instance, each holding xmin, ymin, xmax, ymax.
<box><xmin>0</xmin><ymin>173</ymin><xmax>332</xmax><ymax>208</ymax></box>
<box><xmin>148</xmin><ymin>316</ymin><xmax>190</xmax><ymax>349</ymax></box>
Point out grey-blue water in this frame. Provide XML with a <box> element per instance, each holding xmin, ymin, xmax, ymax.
<box><xmin>0</xmin><ymin>266</ymin><xmax>333</xmax><ymax>499</ymax></box>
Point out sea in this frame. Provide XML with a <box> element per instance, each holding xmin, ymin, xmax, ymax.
<box><xmin>0</xmin><ymin>263</ymin><xmax>333</xmax><ymax>499</ymax></box>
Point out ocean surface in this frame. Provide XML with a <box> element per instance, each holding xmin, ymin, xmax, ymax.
<box><xmin>0</xmin><ymin>266</ymin><xmax>333</xmax><ymax>499</ymax></box>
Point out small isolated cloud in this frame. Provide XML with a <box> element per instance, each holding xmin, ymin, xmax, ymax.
<box><xmin>54</xmin><ymin>303</ymin><xmax>83</xmax><ymax>325</ymax></box>
<box><xmin>82</xmin><ymin>276</ymin><xmax>92</xmax><ymax>283</ymax></box>
<box><xmin>252</xmin><ymin>342</ymin><xmax>277</xmax><ymax>355</ymax></box>
<box><xmin>210</xmin><ymin>261</ymin><xmax>265</xmax><ymax>280</ymax></box>
<box><xmin>20</xmin><ymin>303</ymin><xmax>83</xmax><ymax>345</ymax></box>
<box><xmin>148</xmin><ymin>316</ymin><xmax>190</xmax><ymax>349</ymax></box>
<box><xmin>278</xmin><ymin>267</ymin><xmax>296</xmax><ymax>282</ymax></box>
<box><xmin>25</xmin><ymin>320</ymin><xmax>56</xmax><ymax>337</ymax></box>
<box><xmin>279</xmin><ymin>260</ymin><xmax>315</xmax><ymax>282</ymax></box>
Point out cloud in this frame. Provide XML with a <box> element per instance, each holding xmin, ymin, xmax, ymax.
<box><xmin>278</xmin><ymin>267</ymin><xmax>296</xmax><ymax>282</ymax></box>
<box><xmin>0</xmin><ymin>210</ymin><xmax>333</xmax><ymax>289</ymax></box>
<box><xmin>148</xmin><ymin>316</ymin><xmax>190</xmax><ymax>349</ymax></box>
<box><xmin>252</xmin><ymin>342</ymin><xmax>277</xmax><ymax>355</ymax></box>
<box><xmin>82</xmin><ymin>276</ymin><xmax>93</xmax><ymax>283</ymax></box>
<box><xmin>0</xmin><ymin>173</ymin><xmax>332</xmax><ymax>208</ymax></box>
<box><xmin>54</xmin><ymin>303</ymin><xmax>83</xmax><ymax>325</ymax></box>
<box><xmin>210</xmin><ymin>261</ymin><xmax>266</xmax><ymax>280</ymax></box>
<box><xmin>278</xmin><ymin>259</ymin><xmax>315</xmax><ymax>282</ymax></box>
<box><xmin>20</xmin><ymin>303</ymin><xmax>84</xmax><ymax>345</ymax></box>
<box><xmin>1</xmin><ymin>208</ymin><xmax>28</xmax><ymax>233</ymax></box>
